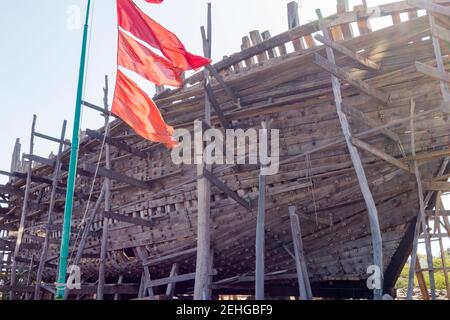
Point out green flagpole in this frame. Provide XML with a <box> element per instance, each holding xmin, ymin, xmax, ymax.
<box><xmin>55</xmin><ymin>0</ymin><xmax>92</xmax><ymax>299</ymax></box>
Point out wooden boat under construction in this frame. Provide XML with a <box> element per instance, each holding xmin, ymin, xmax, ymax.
<box><xmin>2</xmin><ymin>0</ymin><xmax>450</xmax><ymax>300</ymax></box>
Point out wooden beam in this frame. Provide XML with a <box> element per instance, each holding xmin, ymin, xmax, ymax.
<box><xmin>0</xmin><ymin>185</ymin><xmax>24</xmax><ymax>197</ymax></box>
<box><xmin>104</xmin><ymin>211</ymin><xmax>153</xmax><ymax>228</ymax></box>
<box><xmin>415</xmin><ymin>61</ymin><xmax>450</xmax><ymax>83</ymax></box>
<box><xmin>343</xmin><ymin>104</ymin><xmax>402</xmax><ymax>145</ymax></box>
<box><xmin>431</xmin><ymin>20</ymin><xmax>450</xmax><ymax>43</ymax></box>
<box><xmin>83</xmin><ymin>163</ymin><xmax>152</xmax><ymax>190</ymax></box>
<box><xmin>314</xmin><ymin>34</ymin><xmax>381</xmax><ymax>71</ymax></box>
<box><xmin>205</xmin><ymin>65</ymin><xmax>239</xmax><ymax>105</ymax></box>
<box><xmin>351</xmin><ymin>137</ymin><xmax>412</xmax><ymax>173</ymax></box>
<box><xmin>34</xmin><ymin>132</ymin><xmax>70</xmax><ymax>146</ymax></box>
<box><xmin>142</xmin><ymin>248</ymin><xmax>197</xmax><ymax>267</ymax></box>
<box><xmin>81</xmin><ymin>100</ymin><xmax>113</xmax><ymax>117</ymax></box>
<box><xmin>407</xmin><ymin>0</ymin><xmax>450</xmax><ymax>17</ymax></box>
<box><xmin>423</xmin><ymin>181</ymin><xmax>450</xmax><ymax>191</ymax></box>
<box><xmin>202</xmin><ymin>168</ymin><xmax>252</xmax><ymax>211</ymax></box>
<box><xmin>204</xmin><ymin>83</ymin><xmax>230</xmax><ymax>129</ymax></box>
<box><xmin>147</xmin><ymin>270</ymin><xmax>218</xmax><ymax>288</ymax></box>
<box><xmin>85</xmin><ymin>129</ymin><xmax>147</xmax><ymax>159</ymax></box>
<box><xmin>314</xmin><ymin>53</ymin><xmax>390</xmax><ymax>104</ymax></box>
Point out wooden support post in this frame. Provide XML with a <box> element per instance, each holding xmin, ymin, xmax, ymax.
<box><xmin>416</xmin><ymin>259</ymin><xmax>430</xmax><ymax>299</ymax></box>
<box><xmin>255</xmin><ymin>120</ymin><xmax>271</xmax><ymax>300</ymax></box>
<box><xmin>354</xmin><ymin>4</ymin><xmax>372</xmax><ymax>35</ymax></box>
<box><xmin>10</xmin><ymin>115</ymin><xmax>36</xmax><ymax>300</ymax></box>
<box><xmin>289</xmin><ymin>206</ymin><xmax>313</xmax><ymax>300</ymax></box>
<box><xmin>287</xmin><ymin>2</ymin><xmax>304</xmax><ymax>51</ymax></box>
<box><xmin>165</xmin><ymin>263</ymin><xmax>179</xmax><ymax>299</ymax></box>
<box><xmin>64</xmin><ymin>186</ymin><xmax>105</xmax><ymax>299</ymax></box>
<box><xmin>410</xmin><ymin>99</ymin><xmax>436</xmax><ymax>300</ymax></box>
<box><xmin>136</xmin><ymin>247</ymin><xmax>155</xmax><ymax>298</ymax></box>
<box><xmin>194</xmin><ymin>3</ymin><xmax>213</xmax><ymax>301</ymax></box>
<box><xmin>255</xmin><ymin>165</ymin><xmax>266</xmax><ymax>300</ymax></box>
<box><xmin>24</xmin><ymin>255</ymin><xmax>35</xmax><ymax>300</ymax></box>
<box><xmin>429</xmin><ymin>13</ymin><xmax>450</xmax><ymax>101</ymax></box>
<box><xmin>10</xmin><ymin>139</ymin><xmax>21</xmax><ymax>182</ymax></box>
<box><xmin>241</xmin><ymin>36</ymin><xmax>254</xmax><ymax>67</ymax></box>
<box><xmin>261</xmin><ymin>31</ymin><xmax>277</xmax><ymax>59</ymax></box>
<box><xmin>249</xmin><ymin>31</ymin><xmax>268</xmax><ymax>63</ymax></box>
<box><xmin>97</xmin><ymin>75</ymin><xmax>110</xmax><ymax>300</ymax></box>
<box><xmin>435</xmin><ymin>195</ymin><xmax>450</xmax><ymax>298</ymax></box>
<box><xmin>337</xmin><ymin>0</ymin><xmax>353</xmax><ymax>40</ymax></box>
<box><xmin>114</xmin><ymin>275</ymin><xmax>124</xmax><ymax>301</ymax></box>
<box><xmin>34</xmin><ymin>120</ymin><xmax>67</xmax><ymax>300</ymax></box>
<box><xmin>316</xmin><ymin>10</ymin><xmax>383</xmax><ymax>300</ymax></box>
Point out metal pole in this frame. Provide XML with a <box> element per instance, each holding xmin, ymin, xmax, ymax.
<box><xmin>55</xmin><ymin>0</ymin><xmax>92</xmax><ymax>299</ymax></box>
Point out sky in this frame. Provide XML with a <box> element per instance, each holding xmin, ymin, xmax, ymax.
<box><xmin>0</xmin><ymin>0</ymin><xmax>447</xmax><ymax>255</ymax></box>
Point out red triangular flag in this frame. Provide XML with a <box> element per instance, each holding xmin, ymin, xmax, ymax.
<box><xmin>117</xmin><ymin>0</ymin><xmax>211</xmax><ymax>71</ymax></box>
<box><xmin>112</xmin><ymin>70</ymin><xmax>177</xmax><ymax>148</ymax></box>
<box><xmin>118</xmin><ymin>30</ymin><xmax>183</xmax><ymax>87</ymax></box>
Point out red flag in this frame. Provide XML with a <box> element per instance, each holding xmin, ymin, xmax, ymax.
<box><xmin>118</xmin><ymin>30</ymin><xmax>183</xmax><ymax>87</ymax></box>
<box><xmin>112</xmin><ymin>70</ymin><xmax>177</xmax><ymax>148</ymax></box>
<box><xmin>117</xmin><ymin>0</ymin><xmax>211</xmax><ymax>70</ymax></box>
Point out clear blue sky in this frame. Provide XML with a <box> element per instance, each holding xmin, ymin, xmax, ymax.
<box><xmin>0</xmin><ymin>0</ymin><xmax>446</xmax><ymax>254</ymax></box>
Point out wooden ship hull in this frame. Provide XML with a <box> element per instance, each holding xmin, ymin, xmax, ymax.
<box><xmin>2</xmin><ymin>0</ymin><xmax>450</xmax><ymax>299</ymax></box>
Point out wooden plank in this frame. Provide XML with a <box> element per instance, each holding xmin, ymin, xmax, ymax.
<box><xmin>143</xmin><ymin>248</ymin><xmax>197</xmax><ymax>267</ymax></box>
<box><xmin>241</xmin><ymin>36</ymin><xmax>254</xmax><ymax>67</ymax></box>
<box><xmin>148</xmin><ymin>270</ymin><xmax>218</xmax><ymax>288</ymax></box>
<box><xmin>85</xmin><ymin>129</ymin><xmax>147</xmax><ymax>159</ymax></box>
<box><xmin>314</xmin><ymin>34</ymin><xmax>381</xmax><ymax>71</ymax></box>
<box><xmin>314</xmin><ymin>53</ymin><xmax>390</xmax><ymax>104</ymax></box>
<box><xmin>0</xmin><ymin>185</ymin><xmax>24</xmax><ymax>197</ymax></box>
<box><xmin>202</xmin><ymin>168</ymin><xmax>252</xmax><ymax>211</ymax></box>
<box><xmin>354</xmin><ymin>4</ymin><xmax>372</xmax><ymax>35</ymax></box>
<box><xmin>408</xmin><ymin>0</ymin><xmax>450</xmax><ymax>17</ymax></box>
<box><xmin>104</xmin><ymin>211</ymin><xmax>153</xmax><ymax>228</ymax></box>
<box><xmin>289</xmin><ymin>206</ymin><xmax>312</xmax><ymax>300</ymax></box>
<box><xmin>83</xmin><ymin>163</ymin><xmax>151</xmax><ymax>190</ymax></box>
<box><xmin>351</xmin><ymin>138</ymin><xmax>412</xmax><ymax>173</ymax></box>
<box><xmin>337</xmin><ymin>0</ymin><xmax>354</xmax><ymax>39</ymax></box>
<box><xmin>422</xmin><ymin>181</ymin><xmax>450</xmax><ymax>191</ymax></box>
